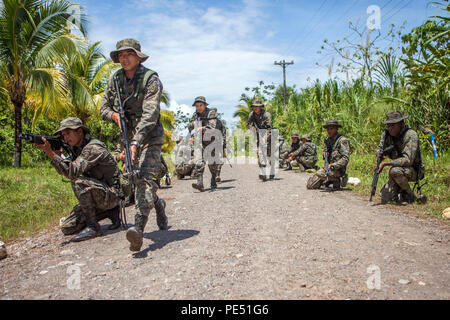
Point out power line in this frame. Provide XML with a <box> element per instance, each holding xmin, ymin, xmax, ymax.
<box><xmin>274</xmin><ymin>60</ymin><xmax>294</xmax><ymax>109</ymax></box>
<box><xmin>282</xmin><ymin>0</ymin><xmax>329</xmax><ymax>55</ymax></box>
<box><xmin>282</xmin><ymin>0</ymin><xmax>329</xmax><ymax>57</ymax></box>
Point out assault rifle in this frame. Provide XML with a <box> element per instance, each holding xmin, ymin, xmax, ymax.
<box><xmin>19</xmin><ymin>133</ymin><xmax>75</xmax><ymax>159</ymax></box>
<box><xmin>323</xmin><ymin>137</ymin><xmax>331</xmax><ymax>184</ymax></box>
<box><xmin>113</xmin><ymin>75</ymin><xmax>140</xmax><ymax>229</ymax></box>
<box><xmin>369</xmin><ymin>145</ymin><xmax>394</xmax><ymax>201</ymax></box>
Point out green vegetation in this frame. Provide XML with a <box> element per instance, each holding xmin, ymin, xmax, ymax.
<box><xmin>234</xmin><ymin>1</ymin><xmax>449</xmax><ymax>219</ymax></box>
<box><xmin>0</xmin><ymin>165</ymin><xmax>77</xmax><ymax>242</ymax></box>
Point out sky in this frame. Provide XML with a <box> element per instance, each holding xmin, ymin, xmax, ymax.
<box><xmin>76</xmin><ymin>0</ymin><xmax>441</xmax><ymax>128</ymax></box>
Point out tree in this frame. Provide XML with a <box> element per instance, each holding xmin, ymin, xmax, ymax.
<box><xmin>0</xmin><ymin>0</ymin><xmax>87</xmax><ymax>167</ymax></box>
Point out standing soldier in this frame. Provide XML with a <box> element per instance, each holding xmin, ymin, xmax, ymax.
<box><xmin>307</xmin><ymin>119</ymin><xmax>350</xmax><ymax>190</ymax></box>
<box><xmin>188</xmin><ymin>96</ymin><xmax>223</xmax><ymax>191</ymax></box>
<box><xmin>101</xmin><ymin>38</ymin><xmax>168</xmax><ymax>252</ymax></box>
<box><xmin>289</xmin><ymin>134</ymin><xmax>318</xmax><ymax>172</ymax></box>
<box><xmin>34</xmin><ymin>117</ymin><xmax>121</xmax><ymax>242</ymax></box>
<box><xmin>247</xmin><ymin>99</ymin><xmax>275</xmax><ymax>181</ymax></box>
<box><xmin>376</xmin><ymin>111</ymin><xmax>425</xmax><ymax>204</ymax></box>
<box><xmin>282</xmin><ymin>133</ymin><xmax>301</xmax><ymax>170</ymax></box>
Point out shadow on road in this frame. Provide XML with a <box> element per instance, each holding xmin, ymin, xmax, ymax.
<box><xmin>220</xmin><ymin>179</ymin><xmax>236</xmax><ymax>183</ymax></box>
<box><xmin>133</xmin><ymin>229</ymin><xmax>200</xmax><ymax>258</ymax></box>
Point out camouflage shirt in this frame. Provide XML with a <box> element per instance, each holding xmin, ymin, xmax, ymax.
<box><xmin>325</xmin><ymin>134</ymin><xmax>350</xmax><ymax>171</ymax></box>
<box><xmin>176</xmin><ymin>143</ymin><xmax>193</xmax><ymax>166</ymax></box>
<box><xmin>377</xmin><ymin>126</ymin><xmax>422</xmax><ymax>168</ymax></box>
<box><xmin>247</xmin><ymin>109</ymin><xmax>272</xmax><ymax>130</ymax></box>
<box><xmin>100</xmin><ymin>64</ymin><xmax>164</xmax><ymax>147</ymax></box>
<box><xmin>288</xmin><ymin>141</ymin><xmax>301</xmax><ymax>154</ymax></box>
<box><xmin>188</xmin><ymin>107</ymin><xmax>223</xmax><ymax>147</ymax></box>
<box><xmin>51</xmin><ymin>135</ymin><xmax>121</xmax><ymax>189</ymax></box>
<box><xmin>292</xmin><ymin>141</ymin><xmax>318</xmax><ymax>161</ymax></box>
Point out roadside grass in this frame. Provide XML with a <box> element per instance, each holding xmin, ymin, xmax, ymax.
<box><xmin>0</xmin><ymin>164</ymin><xmax>77</xmax><ymax>243</ymax></box>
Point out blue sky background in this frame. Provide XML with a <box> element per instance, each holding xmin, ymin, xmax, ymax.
<box><xmin>77</xmin><ymin>0</ymin><xmax>441</xmax><ymax>127</ymax></box>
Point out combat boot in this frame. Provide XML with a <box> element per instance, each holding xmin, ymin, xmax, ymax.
<box><xmin>106</xmin><ymin>205</ymin><xmax>121</xmax><ymax>230</ymax></box>
<box><xmin>71</xmin><ymin>220</ymin><xmax>102</xmax><ymax>242</ymax></box>
<box><xmin>192</xmin><ymin>175</ymin><xmax>204</xmax><ymax>191</ymax></box>
<box><xmin>155</xmin><ymin>198</ymin><xmax>168</xmax><ymax>230</ymax></box>
<box><xmin>126</xmin><ymin>214</ymin><xmax>148</xmax><ymax>251</ymax></box>
<box><xmin>259</xmin><ymin>174</ymin><xmax>267</xmax><ymax>182</ymax></box>
<box><xmin>210</xmin><ymin>175</ymin><xmax>217</xmax><ymax>190</ymax></box>
<box><xmin>95</xmin><ymin>206</ymin><xmax>121</xmax><ymax>230</ymax></box>
<box><xmin>341</xmin><ymin>173</ymin><xmax>348</xmax><ymax>188</ymax></box>
<box><xmin>215</xmin><ymin>175</ymin><xmax>221</xmax><ymax>183</ymax></box>
<box><xmin>400</xmin><ymin>191</ymin><xmax>415</xmax><ymax>205</ymax></box>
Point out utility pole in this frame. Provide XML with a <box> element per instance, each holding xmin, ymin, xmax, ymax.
<box><xmin>274</xmin><ymin>60</ymin><xmax>294</xmax><ymax>109</ymax></box>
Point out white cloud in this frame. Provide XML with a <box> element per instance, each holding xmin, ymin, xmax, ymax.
<box><xmin>85</xmin><ymin>0</ymin><xmax>299</xmax><ymax>126</ymax></box>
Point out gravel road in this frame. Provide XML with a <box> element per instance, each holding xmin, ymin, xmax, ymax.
<box><xmin>1</xmin><ymin>159</ymin><xmax>449</xmax><ymax>300</ymax></box>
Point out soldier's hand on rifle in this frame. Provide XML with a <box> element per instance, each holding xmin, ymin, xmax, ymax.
<box><xmin>34</xmin><ymin>137</ymin><xmax>57</xmax><ymax>159</ymax></box>
<box><xmin>116</xmin><ymin>151</ymin><xmax>125</xmax><ymax>162</ymax></box>
<box><xmin>130</xmin><ymin>145</ymin><xmax>138</xmax><ymax>162</ymax></box>
<box><xmin>377</xmin><ymin>161</ymin><xmax>387</xmax><ymax>174</ymax></box>
<box><xmin>112</xmin><ymin>112</ymin><xmax>128</xmax><ymax>129</ymax></box>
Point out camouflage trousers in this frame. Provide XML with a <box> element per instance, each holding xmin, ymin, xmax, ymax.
<box><xmin>135</xmin><ymin>144</ymin><xmax>164</xmax><ymax>217</ymax></box>
<box><xmin>306</xmin><ymin>168</ymin><xmax>345</xmax><ymax>189</ymax></box>
<box><xmin>194</xmin><ymin>145</ymin><xmax>220</xmax><ymax>178</ymax></box>
<box><xmin>380</xmin><ymin>166</ymin><xmax>417</xmax><ymax>203</ymax></box>
<box><xmin>60</xmin><ymin>177</ymin><xmax>120</xmax><ymax>235</ymax></box>
<box><xmin>291</xmin><ymin>156</ymin><xmax>317</xmax><ymax>171</ymax></box>
<box><xmin>175</xmin><ymin>163</ymin><xmax>195</xmax><ymax>177</ymax></box>
<box><xmin>257</xmin><ymin>137</ymin><xmax>276</xmax><ymax>175</ymax></box>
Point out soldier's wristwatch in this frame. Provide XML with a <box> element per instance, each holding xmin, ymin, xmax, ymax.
<box><xmin>130</xmin><ymin>141</ymin><xmax>140</xmax><ymax>149</ymax></box>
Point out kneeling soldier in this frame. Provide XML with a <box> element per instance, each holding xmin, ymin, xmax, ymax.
<box><xmin>34</xmin><ymin>117</ymin><xmax>121</xmax><ymax>242</ymax></box>
<box><xmin>290</xmin><ymin>134</ymin><xmax>318</xmax><ymax>172</ymax></box>
<box><xmin>307</xmin><ymin>119</ymin><xmax>350</xmax><ymax>190</ymax></box>
<box><xmin>377</xmin><ymin>111</ymin><xmax>425</xmax><ymax>204</ymax></box>
<box><xmin>283</xmin><ymin>133</ymin><xmax>301</xmax><ymax>170</ymax></box>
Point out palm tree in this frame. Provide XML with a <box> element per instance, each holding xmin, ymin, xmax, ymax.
<box><xmin>374</xmin><ymin>53</ymin><xmax>405</xmax><ymax>95</ymax></box>
<box><xmin>0</xmin><ymin>0</ymin><xmax>87</xmax><ymax>167</ymax></box>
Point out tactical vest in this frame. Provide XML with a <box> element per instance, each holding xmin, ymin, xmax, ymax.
<box><xmin>388</xmin><ymin>127</ymin><xmax>425</xmax><ymax>180</ymax></box>
<box><xmin>111</xmin><ymin>66</ymin><xmax>162</xmax><ymax>134</ymax></box>
<box><xmin>72</xmin><ymin>136</ymin><xmax>121</xmax><ymax>190</ymax></box>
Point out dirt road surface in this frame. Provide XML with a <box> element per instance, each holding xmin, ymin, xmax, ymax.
<box><xmin>1</xmin><ymin>160</ymin><xmax>449</xmax><ymax>300</ymax></box>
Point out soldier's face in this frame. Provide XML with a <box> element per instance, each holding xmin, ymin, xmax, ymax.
<box><xmin>195</xmin><ymin>102</ymin><xmax>206</xmax><ymax>114</ymax></box>
<box><xmin>388</xmin><ymin>122</ymin><xmax>403</xmax><ymax>137</ymax></box>
<box><xmin>292</xmin><ymin>137</ymin><xmax>299</xmax><ymax>143</ymax></box>
<box><xmin>61</xmin><ymin>128</ymin><xmax>84</xmax><ymax>147</ymax></box>
<box><xmin>301</xmin><ymin>138</ymin><xmax>307</xmax><ymax>144</ymax></box>
<box><xmin>327</xmin><ymin>126</ymin><xmax>338</xmax><ymax>138</ymax></box>
<box><xmin>118</xmin><ymin>50</ymin><xmax>141</xmax><ymax>71</ymax></box>
<box><xmin>252</xmin><ymin>106</ymin><xmax>262</xmax><ymax>115</ymax></box>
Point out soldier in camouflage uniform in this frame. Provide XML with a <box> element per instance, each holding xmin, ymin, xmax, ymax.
<box><xmin>34</xmin><ymin>118</ymin><xmax>121</xmax><ymax>242</ymax></box>
<box><xmin>175</xmin><ymin>135</ymin><xmax>195</xmax><ymax>179</ymax></box>
<box><xmin>247</xmin><ymin>100</ymin><xmax>275</xmax><ymax>181</ymax></box>
<box><xmin>376</xmin><ymin>111</ymin><xmax>425</xmax><ymax>205</ymax></box>
<box><xmin>289</xmin><ymin>134</ymin><xmax>318</xmax><ymax>172</ymax></box>
<box><xmin>307</xmin><ymin>119</ymin><xmax>350</xmax><ymax>190</ymax></box>
<box><xmin>100</xmin><ymin>38</ymin><xmax>168</xmax><ymax>252</ymax></box>
<box><xmin>188</xmin><ymin>96</ymin><xmax>223</xmax><ymax>191</ymax></box>
<box><xmin>282</xmin><ymin>133</ymin><xmax>301</xmax><ymax>170</ymax></box>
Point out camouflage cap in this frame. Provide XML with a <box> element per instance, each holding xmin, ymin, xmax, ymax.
<box><xmin>192</xmin><ymin>96</ymin><xmax>209</xmax><ymax>106</ymax></box>
<box><xmin>323</xmin><ymin>119</ymin><xmax>342</xmax><ymax>129</ymax></box>
<box><xmin>110</xmin><ymin>38</ymin><xmax>149</xmax><ymax>64</ymax></box>
<box><xmin>301</xmin><ymin>134</ymin><xmax>311</xmax><ymax>141</ymax></box>
<box><xmin>291</xmin><ymin>133</ymin><xmax>299</xmax><ymax>139</ymax></box>
<box><xmin>251</xmin><ymin>99</ymin><xmax>264</xmax><ymax>108</ymax></box>
<box><xmin>383</xmin><ymin>111</ymin><xmax>408</xmax><ymax>124</ymax></box>
<box><xmin>54</xmin><ymin>117</ymin><xmax>90</xmax><ymax>136</ymax></box>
